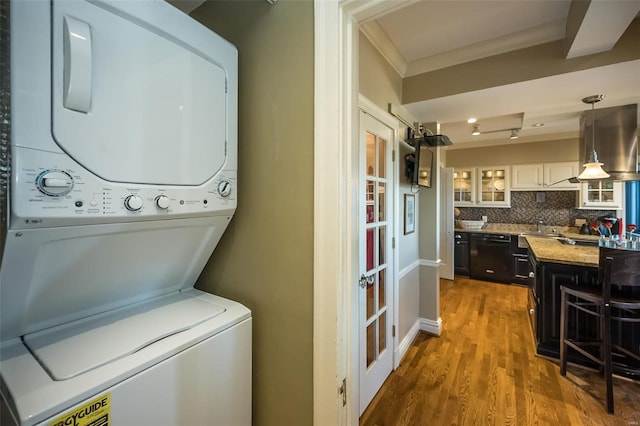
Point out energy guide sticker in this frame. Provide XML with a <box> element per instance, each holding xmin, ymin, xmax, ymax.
<box><xmin>49</xmin><ymin>393</ymin><xmax>110</xmax><ymax>426</ymax></box>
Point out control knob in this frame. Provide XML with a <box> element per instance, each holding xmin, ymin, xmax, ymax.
<box><xmin>218</xmin><ymin>180</ymin><xmax>232</xmax><ymax>198</ymax></box>
<box><xmin>36</xmin><ymin>170</ymin><xmax>74</xmax><ymax>196</ymax></box>
<box><xmin>124</xmin><ymin>195</ymin><xmax>144</xmax><ymax>211</ymax></box>
<box><xmin>155</xmin><ymin>195</ymin><xmax>170</xmax><ymax>209</ymax></box>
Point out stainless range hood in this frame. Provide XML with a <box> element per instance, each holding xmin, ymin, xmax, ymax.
<box><xmin>579</xmin><ymin>103</ymin><xmax>639</xmax><ymax>181</ymax></box>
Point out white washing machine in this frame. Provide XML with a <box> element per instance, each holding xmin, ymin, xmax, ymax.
<box><xmin>0</xmin><ymin>1</ymin><xmax>250</xmax><ymax>425</ymax></box>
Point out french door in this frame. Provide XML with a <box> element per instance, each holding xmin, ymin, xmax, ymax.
<box><xmin>358</xmin><ymin>111</ymin><xmax>394</xmax><ymax>415</ymax></box>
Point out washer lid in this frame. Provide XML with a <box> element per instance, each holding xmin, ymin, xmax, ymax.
<box><xmin>23</xmin><ymin>292</ymin><xmax>225</xmax><ymax>380</ymax></box>
<box><xmin>51</xmin><ymin>0</ymin><xmax>234</xmax><ymax>186</ymax></box>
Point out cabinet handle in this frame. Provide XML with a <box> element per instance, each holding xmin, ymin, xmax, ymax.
<box><xmin>455</xmin><ymin>234</ymin><xmax>462</xmax><ymax>239</ymax></box>
<box><xmin>529</xmin><ymin>272</ymin><xmax>535</xmax><ymax>278</ymax></box>
<box><xmin>529</xmin><ymin>309</ymin><xmax>534</xmax><ymax>315</ymax></box>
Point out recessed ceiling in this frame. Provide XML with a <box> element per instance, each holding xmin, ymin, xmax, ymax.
<box><xmin>362</xmin><ymin>0</ymin><xmax>640</xmax><ymax>149</ymax></box>
<box><xmin>374</xmin><ymin>0</ymin><xmax>571</xmax><ymax>73</ymax></box>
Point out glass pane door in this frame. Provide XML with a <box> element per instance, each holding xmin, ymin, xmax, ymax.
<box><xmin>364</xmin><ymin>130</ymin><xmax>388</xmax><ymax>367</ymax></box>
<box><xmin>359</xmin><ymin>111</ymin><xmax>393</xmax><ymax>415</ymax></box>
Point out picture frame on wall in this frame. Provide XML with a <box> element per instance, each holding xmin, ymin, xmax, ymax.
<box><xmin>404</xmin><ymin>194</ymin><xmax>415</xmax><ymax>235</ymax></box>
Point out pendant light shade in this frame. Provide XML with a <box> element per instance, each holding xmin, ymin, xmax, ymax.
<box><xmin>578</xmin><ymin>161</ymin><xmax>610</xmax><ymax>179</ymax></box>
<box><xmin>578</xmin><ymin>95</ymin><xmax>609</xmax><ymax>180</ymax></box>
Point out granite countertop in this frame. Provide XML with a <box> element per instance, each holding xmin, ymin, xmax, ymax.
<box><xmin>454</xmin><ymin>223</ymin><xmax>575</xmax><ymax>236</ymax></box>
<box><xmin>526</xmin><ymin>236</ymin><xmax>599</xmax><ymax>268</ymax></box>
<box><xmin>454</xmin><ymin>222</ymin><xmax>601</xmax><ymax>267</ymax></box>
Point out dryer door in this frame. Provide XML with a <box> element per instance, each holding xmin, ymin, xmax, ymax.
<box><xmin>51</xmin><ymin>0</ymin><xmax>233</xmax><ymax>186</ymax></box>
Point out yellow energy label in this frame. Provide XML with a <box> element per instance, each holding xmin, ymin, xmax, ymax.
<box><xmin>49</xmin><ymin>393</ymin><xmax>110</xmax><ymax>426</ymax></box>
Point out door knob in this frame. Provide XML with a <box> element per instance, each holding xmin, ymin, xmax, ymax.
<box><xmin>359</xmin><ymin>274</ymin><xmax>374</xmax><ymax>288</ymax></box>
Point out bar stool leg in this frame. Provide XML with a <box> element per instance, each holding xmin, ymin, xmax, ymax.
<box><xmin>560</xmin><ymin>287</ymin><xmax>568</xmax><ymax>376</ymax></box>
<box><xmin>603</xmin><ymin>303</ymin><xmax>613</xmax><ymax>414</ymax></box>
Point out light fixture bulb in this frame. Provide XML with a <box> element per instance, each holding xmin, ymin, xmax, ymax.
<box><xmin>471</xmin><ymin>125</ymin><xmax>480</xmax><ymax>136</ymax></box>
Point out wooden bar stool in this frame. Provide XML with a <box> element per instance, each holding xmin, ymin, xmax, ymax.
<box><xmin>559</xmin><ymin>246</ymin><xmax>640</xmax><ymax>414</ymax></box>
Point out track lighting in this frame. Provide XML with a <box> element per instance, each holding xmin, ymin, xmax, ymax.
<box><xmin>510</xmin><ymin>129</ymin><xmax>519</xmax><ymax>139</ymax></box>
<box><xmin>471</xmin><ymin>125</ymin><xmax>480</xmax><ymax>136</ymax></box>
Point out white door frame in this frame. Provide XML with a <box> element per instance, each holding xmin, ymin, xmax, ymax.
<box><xmin>313</xmin><ymin>1</ymin><xmax>415</xmax><ymax>425</ymax></box>
<box><xmin>439</xmin><ymin>166</ymin><xmax>455</xmax><ymax>280</ymax></box>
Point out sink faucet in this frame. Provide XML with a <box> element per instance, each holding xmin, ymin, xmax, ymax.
<box><xmin>537</xmin><ymin>220</ymin><xmax>544</xmax><ymax>233</ymax></box>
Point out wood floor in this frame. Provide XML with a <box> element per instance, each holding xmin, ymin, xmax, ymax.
<box><xmin>360</xmin><ymin>277</ymin><xmax>640</xmax><ymax>426</ymax></box>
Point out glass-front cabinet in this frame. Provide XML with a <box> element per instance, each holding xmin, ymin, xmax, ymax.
<box><xmin>477</xmin><ymin>167</ymin><xmax>510</xmax><ymax>207</ymax></box>
<box><xmin>578</xmin><ymin>181</ymin><xmax>623</xmax><ymax>209</ymax></box>
<box><xmin>453</xmin><ymin>169</ymin><xmax>475</xmax><ymax>206</ymax></box>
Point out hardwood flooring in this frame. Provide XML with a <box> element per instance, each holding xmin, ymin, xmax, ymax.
<box><xmin>360</xmin><ymin>277</ymin><xmax>640</xmax><ymax>426</ymax></box>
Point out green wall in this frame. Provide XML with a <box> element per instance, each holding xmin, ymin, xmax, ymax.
<box><xmin>359</xmin><ymin>32</ymin><xmax>403</xmax><ymax>111</ymax></box>
<box><xmin>191</xmin><ymin>2</ymin><xmax>314</xmax><ymax>425</ymax></box>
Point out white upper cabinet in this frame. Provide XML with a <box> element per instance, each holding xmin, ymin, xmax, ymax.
<box><xmin>577</xmin><ymin>181</ymin><xmax>624</xmax><ymax>210</ymax></box>
<box><xmin>511</xmin><ymin>162</ymin><xmax>580</xmax><ymax>191</ymax></box>
<box><xmin>544</xmin><ymin>162</ymin><xmax>580</xmax><ymax>190</ymax></box>
<box><xmin>511</xmin><ymin>164</ymin><xmax>543</xmax><ymax>190</ymax></box>
<box><xmin>453</xmin><ymin>169</ymin><xmax>476</xmax><ymax>206</ymax></box>
<box><xmin>477</xmin><ymin>167</ymin><xmax>510</xmax><ymax>207</ymax></box>
<box><xmin>453</xmin><ymin>166</ymin><xmax>510</xmax><ymax>207</ymax></box>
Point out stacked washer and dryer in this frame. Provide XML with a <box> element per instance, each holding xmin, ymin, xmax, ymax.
<box><xmin>0</xmin><ymin>1</ymin><xmax>251</xmax><ymax>425</ymax></box>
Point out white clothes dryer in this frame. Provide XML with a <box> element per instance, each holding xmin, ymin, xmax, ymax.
<box><xmin>0</xmin><ymin>1</ymin><xmax>249</xmax><ymax>425</ymax></box>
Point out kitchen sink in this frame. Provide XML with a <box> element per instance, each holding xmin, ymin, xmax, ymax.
<box><xmin>517</xmin><ymin>232</ymin><xmax>560</xmax><ymax>248</ymax></box>
<box><xmin>558</xmin><ymin>238</ymin><xmax>599</xmax><ymax>247</ymax></box>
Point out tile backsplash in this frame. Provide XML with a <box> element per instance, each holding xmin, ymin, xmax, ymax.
<box><xmin>457</xmin><ymin>191</ymin><xmax>617</xmax><ymax>226</ymax></box>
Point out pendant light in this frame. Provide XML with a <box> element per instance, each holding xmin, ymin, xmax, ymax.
<box><xmin>578</xmin><ymin>95</ymin><xmax>609</xmax><ymax>180</ymax></box>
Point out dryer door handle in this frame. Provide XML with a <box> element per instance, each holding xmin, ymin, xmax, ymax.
<box><xmin>63</xmin><ymin>16</ymin><xmax>92</xmax><ymax>113</ymax></box>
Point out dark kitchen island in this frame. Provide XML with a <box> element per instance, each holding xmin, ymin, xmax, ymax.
<box><xmin>526</xmin><ymin>237</ymin><xmax>640</xmax><ymax>376</ymax></box>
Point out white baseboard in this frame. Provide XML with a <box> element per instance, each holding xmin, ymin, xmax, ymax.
<box><xmin>396</xmin><ymin>319</ymin><xmax>421</xmax><ymax>364</ymax></box>
<box><xmin>419</xmin><ymin>317</ymin><xmax>443</xmax><ymax>336</ymax></box>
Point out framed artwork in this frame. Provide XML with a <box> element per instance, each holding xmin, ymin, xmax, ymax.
<box><xmin>404</xmin><ymin>194</ymin><xmax>415</xmax><ymax>235</ymax></box>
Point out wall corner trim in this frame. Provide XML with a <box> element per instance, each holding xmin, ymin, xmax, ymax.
<box><xmin>419</xmin><ymin>258</ymin><xmax>441</xmax><ymax>268</ymax></box>
<box><xmin>419</xmin><ymin>317</ymin><xmax>443</xmax><ymax>336</ymax></box>
<box><xmin>399</xmin><ymin>259</ymin><xmax>420</xmax><ymax>279</ymax></box>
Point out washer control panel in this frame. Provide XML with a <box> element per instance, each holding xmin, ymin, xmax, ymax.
<box><xmin>12</xmin><ymin>148</ymin><xmax>237</xmax><ymax>228</ymax></box>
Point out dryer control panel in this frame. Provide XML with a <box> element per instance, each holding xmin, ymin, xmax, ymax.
<box><xmin>12</xmin><ymin>148</ymin><xmax>237</xmax><ymax>228</ymax></box>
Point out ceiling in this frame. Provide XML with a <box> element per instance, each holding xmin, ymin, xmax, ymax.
<box><xmin>361</xmin><ymin>0</ymin><xmax>640</xmax><ymax>149</ymax></box>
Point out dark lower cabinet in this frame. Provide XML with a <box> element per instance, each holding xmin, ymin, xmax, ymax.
<box><xmin>513</xmin><ymin>255</ymin><xmax>530</xmax><ymax>284</ymax></box>
<box><xmin>536</xmin><ymin>262</ymin><xmax>599</xmax><ymax>361</ymax></box>
<box><xmin>528</xmin><ymin>255</ymin><xmax>640</xmax><ymax>375</ymax></box>
<box><xmin>454</xmin><ymin>232</ymin><xmax>469</xmax><ymax>276</ymax></box>
<box><xmin>511</xmin><ymin>238</ymin><xmax>530</xmax><ymax>285</ymax></box>
<box><xmin>529</xmin><ymin>257</ymin><xmax>598</xmax><ymax>363</ymax></box>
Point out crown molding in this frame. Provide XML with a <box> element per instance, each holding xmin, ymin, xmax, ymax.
<box><xmin>360</xmin><ymin>21</ymin><xmax>408</xmax><ymax>77</ymax></box>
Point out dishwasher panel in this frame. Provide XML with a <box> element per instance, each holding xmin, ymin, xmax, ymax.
<box><xmin>469</xmin><ymin>233</ymin><xmax>513</xmax><ymax>283</ymax></box>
